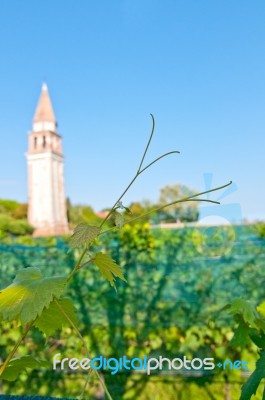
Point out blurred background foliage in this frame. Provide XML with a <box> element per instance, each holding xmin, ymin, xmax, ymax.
<box><xmin>0</xmin><ymin>182</ymin><xmax>200</xmax><ymax>238</ymax></box>
<box><xmin>0</xmin><ymin>221</ymin><xmax>265</xmax><ymax>399</ymax></box>
<box><xmin>158</xmin><ymin>184</ymin><xmax>199</xmax><ymax>223</ymax></box>
<box><xmin>0</xmin><ymin>200</ymin><xmax>33</xmax><ymax>237</ymax></box>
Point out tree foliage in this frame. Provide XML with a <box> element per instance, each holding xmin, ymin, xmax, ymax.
<box><xmin>158</xmin><ymin>184</ymin><xmax>199</xmax><ymax>222</ymax></box>
<box><xmin>66</xmin><ymin>199</ymin><xmax>102</xmax><ymax>227</ymax></box>
<box><xmin>0</xmin><ymin>199</ymin><xmax>33</xmax><ymax>237</ymax></box>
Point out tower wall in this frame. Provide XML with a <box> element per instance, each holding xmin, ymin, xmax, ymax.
<box><xmin>27</xmin><ymin>84</ymin><xmax>69</xmax><ymax>236</ymax></box>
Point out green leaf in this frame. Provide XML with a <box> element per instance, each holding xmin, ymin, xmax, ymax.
<box><xmin>249</xmin><ymin>330</ymin><xmax>265</xmax><ymax>349</ymax></box>
<box><xmin>0</xmin><ymin>356</ymin><xmax>49</xmax><ymax>381</ymax></box>
<box><xmin>114</xmin><ymin>212</ymin><xmax>124</xmax><ymax>229</ymax></box>
<box><xmin>240</xmin><ymin>350</ymin><xmax>265</xmax><ymax>400</ymax></box>
<box><xmin>34</xmin><ymin>298</ymin><xmax>78</xmax><ymax>337</ymax></box>
<box><xmin>255</xmin><ymin>318</ymin><xmax>265</xmax><ymax>332</ymax></box>
<box><xmin>257</xmin><ymin>302</ymin><xmax>265</xmax><ymax>318</ymax></box>
<box><xmin>230</xmin><ymin>299</ymin><xmax>260</xmax><ymax>328</ymax></box>
<box><xmin>0</xmin><ymin>267</ymin><xmax>66</xmax><ymax>325</ymax></box>
<box><xmin>93</xmin><ymin>252</ymin><xmax>126</xmax><ymax>287</ymax></box>
<box><xmin>230</xmin><ymin>320</ymin><xmax>250</xmax><ymax>348</ymax></box>
<box><xmin>69</xmin><ymin>223</ymin><xmax>100</xmax><ymax>248</ymax></box>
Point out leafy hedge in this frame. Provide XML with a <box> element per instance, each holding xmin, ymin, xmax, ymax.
<box><xmin>0</xmin><ymin>199</ymin><xmax>33</xmax><ymax>237</ymax></box>
<box><xmin>0</xmin><ymin>225</ymin><xmax>264</xmax><ymax>399</ymax></box>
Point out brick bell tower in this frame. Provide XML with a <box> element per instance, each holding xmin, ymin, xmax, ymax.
<box><xmin>27</xmin><ymin>83</ymin><xmax>69</xmax><ymax>236</ymax></box>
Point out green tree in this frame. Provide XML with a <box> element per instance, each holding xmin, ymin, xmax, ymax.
<box><xmin>158</xmin><ymin>184</ymin><xmax>199</xmax><ymax>223</ymax></box>
<box><xmin>125</xmin><ymin>200</ymin><xmax>155</xmax><ymax>224</ymax></box>
<box><xmin>0</xmin><ymin>199</ymin><xmax>33</xmax><ymax>237</ymax></box>
<box><xmin>67</xmin><ymin>198</ymin><xmax>102</xmax><ymax>228</ymax></box>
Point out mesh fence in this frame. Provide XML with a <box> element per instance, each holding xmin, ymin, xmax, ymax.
<box><xmin>0</xmin><ymin>225</ymin><xmax>264</xmax><ymax>399</ymax></box>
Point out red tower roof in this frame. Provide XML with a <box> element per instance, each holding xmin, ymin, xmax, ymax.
<box><xmin>33</xmin><ymin>83</ymin><xmax>56</xmax><ymax>123</ymax></box>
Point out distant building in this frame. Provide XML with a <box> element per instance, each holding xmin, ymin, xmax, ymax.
<box><xmin>26</xmin><ymin>83</ymin><xmax>69</xmax><ymax>236</ymax></box>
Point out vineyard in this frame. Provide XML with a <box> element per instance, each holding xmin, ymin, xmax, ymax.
<box><xmin>0</xmin><ymin>224</ymin><xmax>264</xmax><ymax>399</ymax></box>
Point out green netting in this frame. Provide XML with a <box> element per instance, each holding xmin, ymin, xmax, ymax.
<box><xmin>0</xmin><ymin>225</ymin><xmax>264</xmax><ymax>399</ymax></box>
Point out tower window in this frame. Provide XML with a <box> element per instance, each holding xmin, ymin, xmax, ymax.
<box><xmin>34</xmin><ymin>137</ymin><xmax>37</xmax><ymax>149</ymax></box>
<box><xmin>43</xmin><ymin>136</ymin><xmax>46</xmax><ymax>149</ymax></box>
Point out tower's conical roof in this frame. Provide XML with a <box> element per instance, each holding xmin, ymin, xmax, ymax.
<box><xmin>33</xmin><ymin>83</ymin><xmax>56</xmax><ymax>123</ymax></box>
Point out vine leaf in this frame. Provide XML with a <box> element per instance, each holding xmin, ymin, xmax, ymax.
<box><xmin>249</xmin><ymin>330</ymin><xmax>265</xmax><ymax>349</ymax></box>
<box><xmin>93</xmin><ymin>252</ymin><xmax>126</xmax><ymax>287</ymax></box>
<box><xmin>230</xmin><ymin>320</ymin><xmax>250</xmax><ymax>348</ymax></box>
<box><xmin>0</xmin><ymin>356</ymin><xmax>49</xmax><ymax>381</ymax></box>
<box><xmin>114</xmin><ymin>212</ymin><xmax>124</xmax><ymax>229</ymax></box>
<box><xmin>229</xmin><ymin>299</ymin><xmax>260</xmax><ymax>329</ymax></box>
<box><xmin>240</xmin><ymin>350</ymin><xmax>265</xmax><ymax>400</ymax></box>
<box><xmin>69</xmin><ymin>223</ymin><xmax>100</xmax><ymax>248</ymax></box>
<box><xmin>0</xmin><ymin>267</ymin><xmax>66</xmax><ymax>325</ymax></box>
<box><xmin>34</xmin><ymin>298</ymin><xmax>78</xmax><ymax>337</ymax></box>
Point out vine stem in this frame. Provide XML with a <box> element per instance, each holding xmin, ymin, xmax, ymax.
<box><xmin>63</xmin><ymin>116</ymin><xmax>232</xmax><ymax>396</ymax></box>
<box><xmin>55</xmin><ymin>299</ymin><xmax>113</xmax><ymax>400</ymax></box>
<box><xmin>0</xmin><ymin>320</ymin><xmax>35</xmax><ymax>377</ymax></box>
<box><xmin>99</xmin><ymin>114</ymin><xmax>180</xmax><ymax>228</ymax></box>
<box><xmin>67</xmin><ymin>246</ymin><xmax>88</xmax><ymax>282</ymax></box>
<box><xmin>67</xmin><ymin>182</ymin><xmax>230</xmax><ymax>279</ymax></box>
<box><xmin>137</xmin><ymin>113</ymin><xmax>155</xmax><ymax>173</ymax></box>
<box><xmin>68</xmin><ymin>115</ymin><xmax>180</xmax><ymax>280</ymax></box>
<box><xmin>99</xmin><ymin>181</ymin><xmax>232</xmax><ymax>236</ymax></box>
<box><xmin>78</xmin><ymin>258</ymin><xmax>95</xmax><ymax>270</ymax></box>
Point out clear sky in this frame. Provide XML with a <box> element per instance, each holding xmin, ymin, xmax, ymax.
<box><xmin>0</xmin><ymin>0</ymin><xmax>264</xmax><ymax>221</ymax></box>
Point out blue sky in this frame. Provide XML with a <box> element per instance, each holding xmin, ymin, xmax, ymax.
<box><xmin>0</xmin><ymin>0</ymin><xmax>264</xmax><ymax>221</ymax></box>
